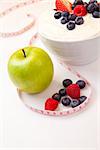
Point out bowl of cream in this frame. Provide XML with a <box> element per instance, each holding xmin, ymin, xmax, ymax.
<box><xmin>38</xmin><ymin>0</ymin><xmax>100</xmax><ymax>65</ymax></box>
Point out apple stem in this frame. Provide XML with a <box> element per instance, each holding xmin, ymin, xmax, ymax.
<box><xmin>22</xmin><ymin>49</ymin><xmax>26</xmax><ymax>58</ymax></box>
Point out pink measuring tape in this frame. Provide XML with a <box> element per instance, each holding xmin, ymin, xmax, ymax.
<box><xmin>0</xmin><ymin>0</ymin><xmax>93</xmax><ymax>116</ymax></box>
<box><xmin>0</xmin><ymin>0</ymin><xmax>38</xmax><ymax>38</ymax></box>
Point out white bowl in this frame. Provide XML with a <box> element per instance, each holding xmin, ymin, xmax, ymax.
<box><xmin>39</xmin><ymin>33</ymin><xmax>100</xmax><ymax>66</ymax></box>
<box><xmin>38</xmin><ymin>0</ymin><xmax>100</xmax><ymax>66</ymax></box>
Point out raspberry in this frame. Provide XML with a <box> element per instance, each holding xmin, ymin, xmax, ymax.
<box><xmin>56</xmin><ymin>0</ymin><xmax>72</xmax><ymax>13</ymax></box>
<box><xmin>66</xmin><ymin>84</ymin><xmax>80</xmax><ymax>99</ymax></box>
<box><xmin>45</xmin><ymin>98</ymin><xmax>59</xmax><ymax>111</ymax></box>
<box><xmin>73</xmin><ymin>5</ymin><xmax>87</xmax><ymax>16</ymax></box>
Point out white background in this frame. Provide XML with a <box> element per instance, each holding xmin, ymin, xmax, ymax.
<box><xmin>0</xmin><ymin>0</ymin><xmax>100</xmax><ymax>150</ymax></box>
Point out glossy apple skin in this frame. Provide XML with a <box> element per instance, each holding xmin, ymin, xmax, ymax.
<box><xmin>8</xmin><ymin>47</ymin><xmax>54</xmax><ymax>94</ymax></box>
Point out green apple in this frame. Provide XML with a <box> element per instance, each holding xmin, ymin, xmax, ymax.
<box><xmin>8</xmin><ymin>46</ymin><xmax>54</xmax><ymax>94</ymax></box>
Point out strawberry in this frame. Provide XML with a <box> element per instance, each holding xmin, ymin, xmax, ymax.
<box><xmin>45</xmin><ymin>98</ymin><xmax>59</xmax><ymax>111</ymax></box>
<box><xmin>66</xmin><ymin>84</ymin><xmax>80</xmax><ymax>99</ymax></box>
<box><xmin>73</xmin><ymin>5</ymin><xmax>87</xmax><ymax>16</ymax></box>
<box><xmin>55</xmin><ymin>0</ymin><xmax>72</xmax><ymax>13</ymax></box>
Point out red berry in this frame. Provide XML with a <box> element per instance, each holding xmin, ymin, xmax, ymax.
<box><xmin>56</xmin><ymin>0</ymin><xmax>72</xmax><ymax>13</ymax></box>
<box><xmin>45</xmin><ymin>98</ymin><xmax>59</xmax><ymax>111</ymax></box>
<box><xmin>66</xmin><ymin>84</ymin><xmax>80</xmax><ymax>99</ymax></box>
<box><xmin>73</xmin><ymin>5</ymin><xmax>87</xmax><ymax>16</ymax></box>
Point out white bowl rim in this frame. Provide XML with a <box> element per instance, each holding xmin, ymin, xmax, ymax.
<box><xmin>39</xmin><ymin>32</ymin><xmax>100</xmax><ymax>43</ymax></box>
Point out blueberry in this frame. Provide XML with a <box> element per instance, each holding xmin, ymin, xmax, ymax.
<box><xmin>52</xmin><ymin>93</ymin><xmax>61</xmax><ymax>102</ymax></box>
<box><xmin>89</xmin><ymin>0</ymin><xmax>97</xmax><ymax>4</ymax></box>
<box><xmin>75</xmin><ymin>16</ymin><xmax>84</xmax><ymax>25</ymax></box>
<box><xmin>62</xmin><ymin>79</ymin><xmax>73</xmax><ymax>88</ymax></box>
<box><xmin>87</xmin><ymin>3</ymin><xmax>98</xmax><ymax>13</ymax></box>
<box><xmin>54</xmin><ymin>12</ymin><xmax>62</xmax><ymax>19</ymax></box>
<box><xmin>61</xmin><ymin>97</ymin><xmax>71</xmax><ymax>106</ymax></box>
<box><xmin>76</xmin><ymin>80</ymin><xmax>86</xmax><ymax>89</ymax></box>
<box><xmin>79</xmin><ymin>96</ymin><xmax>87</xmax><ymax>103</ymax></box>
<box><xmin>62</xmin><ymin>11</ymin><xmax>69</xmax><ymax>18</ymax></box>
<box><xmin>70</xmin><ymin>99</ymin><xmax>80</xmax><ymax>108</ymax></box>
<box><xmin>72</xmin><ymin>0</ymin><xmax>84</xmax><ymax>10</ymax></box>
<box><xmin>61</xmin><ymin>17</ymin><xmax>69</xmax><ymax>24</ymax></box>
<box><xmin>59</xmin><ymin>88</ymin><xmax>66</xmax><ymax>96</ymax></box>
<box><xmin>68</xmin><ymin>14</ymin><xmax>77</xmax><ymax>21</ymax></box>
<box><xmin>92</xmin><ymin>11</ymin><xmax>100</xmax><ymax>18</ymax></box>
<box><xmin>74</xmin><ymin>0</ymin><xmax>84</xmax><ymax>5</ymax></box>
<box><xmin>67</xmin><ymin>21</ymin><xmax>76</xmax><ymax>30</ymax></box>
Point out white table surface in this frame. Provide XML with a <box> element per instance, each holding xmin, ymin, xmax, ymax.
<box><xmin>0</xmin><ymin>1</ymin><xmax>100</xmax><ymax>150</ymax></box>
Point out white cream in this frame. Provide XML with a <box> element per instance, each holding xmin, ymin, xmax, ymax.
<box><xmin>39</xmin><ymin>9</ymin><xmax>100</xmax><ymax>42</ymax></box>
